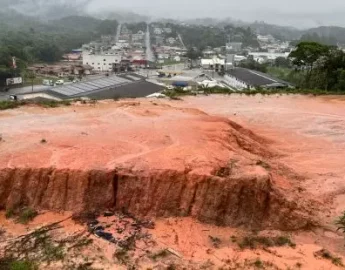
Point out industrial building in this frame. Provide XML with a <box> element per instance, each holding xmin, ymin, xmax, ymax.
<box><xmin>15</xmin><ymin>73</ymin><xmax>164</xmax><ymax>101</ymax></box>
<box><xmin>226</xmin><ymin>67</ymin><xmax>293</xmax><ymax>89</ymax></box>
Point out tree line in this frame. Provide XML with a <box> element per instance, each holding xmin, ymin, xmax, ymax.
<box><xmin>289</xmin><ymin>41</ymin><xmax>345</xmax><ymax>91</ymax></box>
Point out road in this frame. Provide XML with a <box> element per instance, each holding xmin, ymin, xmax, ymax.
<box><xmin>177</xmin><ymin>33</ymin><xmax>186</xmax><ymax>49</ymax></box>
<box><xmin>115</xmin><ymin>23</ymin><xmax>122</xmax><ymax>43</ymax></box>
<box><xmin>145</xmin><ymin>24</ymin><xmax>155</xmax><ymax>62</ymax></box>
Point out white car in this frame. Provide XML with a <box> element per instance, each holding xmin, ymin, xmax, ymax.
<box><xmin>55</xmin><ymin>80</ymin><xmax>64</xmax><ymax>85</ymax></box>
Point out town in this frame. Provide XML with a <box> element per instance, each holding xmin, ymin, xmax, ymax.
<box><xmin>1</xmin><ymin>19</ymin><xmax>301</xmax><ymax>101</ymax></box>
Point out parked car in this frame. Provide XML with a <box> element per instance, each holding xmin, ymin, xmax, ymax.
<box><xmin>55</xmin><ymin>79</ymin><xmax>64</xmax><ymax>85</ymax></box>
<box><xmin>42</xmin><ymin>79</ymin><xmax>54</xmax><ymax>86</ymax></box>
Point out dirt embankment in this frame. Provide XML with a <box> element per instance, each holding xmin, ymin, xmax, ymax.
<box><xmin>0</xmin><ymin>167</ymin><xmax>312</xmax><ymax>231</ymax></box>
<box><xmin>0</xmin><ymin>100</ymin><xmax>316</xmax><ymax>231</ymax></box>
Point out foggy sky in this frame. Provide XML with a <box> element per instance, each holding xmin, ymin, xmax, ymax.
<box><xmin>2</xmin><ymin>0</ymin><xmax>345</xmax><ymax>28</ymax></box>
<box><xmin>87</xmin><ymin>0</ymin><xmax>345</xmax><ymax>28</ymax></box>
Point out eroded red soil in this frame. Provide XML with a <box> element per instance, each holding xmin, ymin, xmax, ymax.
<box><xmin>0</xmin><ymin>95</ymin><xmax>344</xmax><ymax>269</ymax></box>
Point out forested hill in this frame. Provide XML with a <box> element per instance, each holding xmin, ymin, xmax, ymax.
<box><xmin>0</xmin><ymin>12</ymin><xmax>118</xmax><ymax>82</ymax></box>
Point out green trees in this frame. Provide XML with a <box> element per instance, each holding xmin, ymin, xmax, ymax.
<box><xmin>0</xmin><ymin>12</ymin><xmax>119</xmax><ymax>83</ymax></box>
<box><xmin>289</xmin><ymin>41</ymin><xmax>345</xmax><ymax>91</ymax></box>
<box><xmin>274</xmin><ymin>57</ymin><xmax>291</xmax><ymax>68</ymax></box>
<box><xmin>238</xmin><ymin>57</ymin><xmax>268</xmax><ymax>73</ymax></box>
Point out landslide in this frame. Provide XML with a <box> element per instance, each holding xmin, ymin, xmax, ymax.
<box><xmin>0</xmin><ymin>101</ymin><xmax>317</xmax><ymax>230</ymax></box>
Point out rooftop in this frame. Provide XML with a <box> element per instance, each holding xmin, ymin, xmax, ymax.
<box><xmin>228</xmin><ymin>67</ymin><xmax>292</xmax><ymax>87</ymax></box>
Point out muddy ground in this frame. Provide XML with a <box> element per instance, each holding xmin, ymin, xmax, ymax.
<box><xmin>0</xmin><ymin>95</ymin><xmax>345</xmax><ymax>269</ymax></box>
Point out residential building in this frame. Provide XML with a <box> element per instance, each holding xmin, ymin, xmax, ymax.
<box><xmin>248</xmin><ymin>52</ymin><xmax>290</xmax><ymax>62</ymax></box>
<box><xmin>226</xmin><ymin>42</ymin><xmax>243</xmax><ymax>53</ymax></box>
<box><xmin>166</xmin><ymin>37</ymin><xmax>176</xmax><ymax>45</ymax></box>
<box><xmin>83</xmin><ymin>52</ymin><xmax>122</xmax><ymax>72</ymax></box>
<box><xmin>154</xmin><ymin>28</ymin><xmax>163</xmax><ymax>35</ymax></box>
<box><xmin>132</xmin><ymin>30</ymin><xmax>145</xmax><ymax>42</ymax></box>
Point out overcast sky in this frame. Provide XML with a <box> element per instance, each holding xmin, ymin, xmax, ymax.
<box><xmin>87</xmin><ymin>0</ymin><xmax>345</xmax><ymax>28</ymax></box>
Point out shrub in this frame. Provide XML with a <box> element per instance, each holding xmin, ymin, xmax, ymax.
<box><xmin>5</xmin><ymin>208</ymin><xmax>15</xmax><ymax>219</ymax></box>
<box><xmin>336</xmin><ymin>212</ymin><xmax>345</xmax><ymax>233</ymax></box>
<box><xmin>253</xmin><ymin>258</ymin><xmax>263</xmax><ymax>268</ymax></box>
<box><xmin>17</xmin><ymin>208</ymin><xmax>38</xmax><ymax>224</ymax></box>
<box><xmin>239</xmin><ymin>235</ymin><xmax>295</xmax><ymax>249</ymax></box>
<box><xmin>314</xmin><ymin>249</ymin><xmax>344</xmax><ymax>267</ymax></box>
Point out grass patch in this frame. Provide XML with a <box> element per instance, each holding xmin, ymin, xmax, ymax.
<box><xmin>114</xmin><ymin>248</ymin><xmax>130</xmax><ymax>265</ymax></box>
<box><xmin>17</xmin><ymin>208</ymin><xmax>38</xmax><ymax>224</ymax></box>
<box><xmin>162</xmin><ymin>85</ymin><xmax>345</xmax><ymax>98</ymax></box>
<box><xmin>239</xmin><ymin>235</ymin><xmax>296</xmax><ymax>249</ymax></box>
<box><xmin>5</xmin><ymin>207</ymin><xmax>38</xmax><ymax>224</ymax></box>
<box><xmin>5</xmin><ymin>208</ymin><xmax>15</xmax><ymax>219</ymax></box>
<box><xmin>0</xmin><ymin>101</ymin><xmax>22</xmax><ymax>110</ymax></box>
<box><xmin>0</xmin><ymin>257</ymin><xmax>38</xmax><ymax>270</ymax></box>
<box><xmin>0</xmin><ymin>99</ymin><xmax>73</xmax><ymax>111</ymax></box>
<box><xmin>314</xmin><ymin>249</ymin><xmax>344</xmax><ymax>267</ymax></box>
<box><xmin>38</xmin><ymin>100</ymin><xmax>71</xmax><ymax>108</ymax></box>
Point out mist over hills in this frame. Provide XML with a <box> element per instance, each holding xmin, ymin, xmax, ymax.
<box><xmin>2</xmin><ymin>0</ymin><xmax>345</xmax><ymax>45</ymax></box>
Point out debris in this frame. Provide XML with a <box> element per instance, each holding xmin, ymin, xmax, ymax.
<box><xmin>104</xmin><ymin>211</ymin><xmax>114</xmax><ymax>217</ymax></box>
<box><xmin>94</xmin><ymin>225</ymin><xmax>105</xmax><ymax>231</ymax></box>
<box><xmin>209</xmin><ymin>235</ymin><xmax>222</xmax><ymax>248</ymax></box>
<box><xmin>167</xmin><ymin>248</ymin><xmax>182</xmax><ymax>258</ymax></box>
<box><xmin>94</xmin><ymin>230</ymin><xmax>114</xmax><ymax>242</ymax></box>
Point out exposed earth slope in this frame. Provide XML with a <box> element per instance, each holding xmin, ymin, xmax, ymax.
<box><xmin>0</xmin><ymin>96</ymin><xmax>344</xmax><ymax>269</ymax></box>
<box><xmin>0</xmin><ymin>100</ymin><xmax>315</xmax><ymax>230</ymax></box>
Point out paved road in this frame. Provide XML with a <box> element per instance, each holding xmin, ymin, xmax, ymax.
<box><xmin>177</xmin><ymin>33</ymin><xmax>186</xmax><ymax>49</ymax></box>
<box><xmin>115</xmin><ymin>23</ymin><xmax>122</xmax><ymax>43</ymax></box>
<box><xmin>145</xmin><ymin>24</ymin><xmax>155</xmax><ymax>62</ymax></box>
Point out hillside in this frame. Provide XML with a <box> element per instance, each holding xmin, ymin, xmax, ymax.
<box><xmin>302</xmin><ymin>26</ymin><xmax>345</xmax><ymax>44</ymax></box>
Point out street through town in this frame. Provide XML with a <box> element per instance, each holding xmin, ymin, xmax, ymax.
<box><xmin>145</xmin><ymin>24</ymin><xmax>155</xmax><ymax>62</ymax></box>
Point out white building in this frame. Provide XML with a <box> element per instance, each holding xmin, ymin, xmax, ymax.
<box><xmin>226</xmin><ymin>42</ymin><xmax>242</xmax><ymax>53</ymax></box>
<box><xmin>248</xmin><ymin>52</ymin><xmax>290</xmax><ymax>62</ymax></box>
<box><xmin>132</xmin><ymin>30</ymin><xmax>145</xmax><ymax>42</ymax></box>
<box><xmin>83</xmin><ymin>52</ymin><xmax>122</xmax><ymax>72</ymax></box>
<box><xmin>257</xmin><ymin>35</ymin><xmax>275</xmax><ymax>43</ymax></box>
<box><xmin>154</xmin><ymin>28</ymin><xmax>163</xmax><ymax>35</ymax></box>
<box><xmin>201</xmin><ymin>58</ymin><xmax>225</xmax><ymax>72</ymax></box>
<box><xmin>166</xmin><ymin>37</ymin><xmax>176</xmax><ymax>45</ymax></box>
